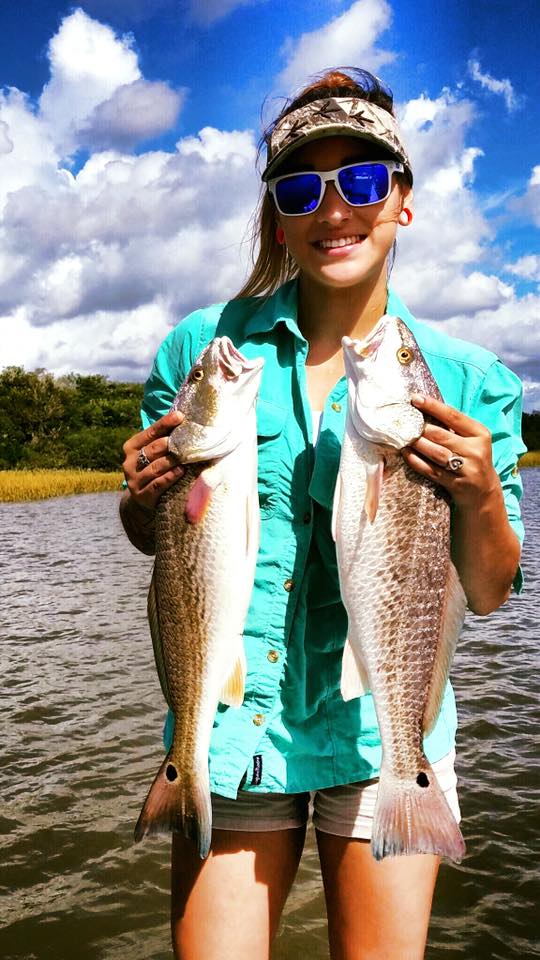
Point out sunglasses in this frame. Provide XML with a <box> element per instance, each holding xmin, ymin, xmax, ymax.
<box><xmin>267</xmin><ymin>160</ymin><xmax>404</xmax><ymax>217</ymax></box>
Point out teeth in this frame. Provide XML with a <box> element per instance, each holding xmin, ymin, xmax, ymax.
<box><xmin>319</xmin><ymin>235</ymin><xmax>362</xmax><ymax>248</ymax></box>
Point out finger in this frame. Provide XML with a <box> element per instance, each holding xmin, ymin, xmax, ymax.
<box><xmin>410</xmin><ymin>394</ymin><xmax>489</xmax><ymax>439</ymax></box>
<box><xmin>136</xmin><ymin>453</ymin><xmax>184</xmax><ymax>489</ymax></box>
<box><xmin>402</xmin><ymin>446</ymin><xmax>453</xmax><ymax>490</ymax></box>
<box><xmin>140</xmin><ymin>435</ymin><xmax>172</xmax><ymax>463</ymax></box>
<box><xmin>131</xmin><ymin>463</ymin><xmax>185</xmax><ymax>507</ymax></box>
<box><xmin>411</xmin><ymin>435</ymin><xmax>463</xmax><ymax>467</ymax></box>
<box><xmin>123</xmin><ymin>410</ymin><xmax>184</xmax><ymax>455</ymax></box>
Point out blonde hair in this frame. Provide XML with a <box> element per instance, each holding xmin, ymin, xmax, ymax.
<box><xmin>235</xmin><ymin>68</ymin><xmax>397</xmax><ymax>300</ymax></box>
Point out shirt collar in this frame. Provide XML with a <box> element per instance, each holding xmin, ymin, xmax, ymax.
<box><xmin>244</xmin><ymin>281</ymin><xmax>419</xmax><ymax>344</ymax></box>
<box><xmin>244</xmin><ymin>280</ymin><xmax>306</xmax><ymax>341</ymax></box>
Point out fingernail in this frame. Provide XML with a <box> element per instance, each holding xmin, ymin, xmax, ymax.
<box><xmin>174</xmin><ymin>465</ymin><xmax>184</xmax><ymax>474</ymax></box>
<box><xmin>411</xmin><ymin>393</ymin><xmax>425</xmax><ymax>406</ymax></box>
<box><xmin>173</xmin><ymin>411</ymin><xmax>183</xmax><ymax>423</ymax></box>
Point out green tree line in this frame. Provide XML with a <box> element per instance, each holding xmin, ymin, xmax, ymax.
<box><xmin>0</xmin><ymin>366</ymin><xmax>539</xmax><ymax>471</ymax></box>
<box><xmin>0</xmin><ymin>367</ymin><xmax>144</xmax><ymax>470</ymax></box>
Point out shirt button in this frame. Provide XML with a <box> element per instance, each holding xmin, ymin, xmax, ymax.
<box><xmin>253</xmin><ymin>713</ymin><xmax>265</xmax><ymax>726</ymax></box>
<box><xmin>331</xmin><ymin>402</ymin><xmax>342</xmax><ymax>412</ymax></box>
<box><xmin>267</xmin><ymin>649</ymin><xmax>279</xmax><ymax>663</ymax></box>
<box><xmin>283</xmin><ymin>578</ymin><xmax>295</xmax><ymax>592</ymax></box>
<box><xmin>511</xmin><ymin>464</ymin><xmax>519</xmax><ymax>477</ymax></box>
<box><xmin>303</xmin><ymin>511</ymin><xmax>312</xmax><ymax>524</ymax></box>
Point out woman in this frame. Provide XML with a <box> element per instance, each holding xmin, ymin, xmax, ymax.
<box><xmin>120</xmin><ymin>69</ymin><xmax>525</xmax><ymax>959</ymax></box>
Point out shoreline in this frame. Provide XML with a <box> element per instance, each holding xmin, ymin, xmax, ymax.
<box><xmin>1</xmin><ymin>455</ymin><xmax>538</xmax><ymax>503</ymax></box>
<box><xmin>0</xmin><ymin>469</ymin><xmax>124</xmax><ymax>503</ymax></box>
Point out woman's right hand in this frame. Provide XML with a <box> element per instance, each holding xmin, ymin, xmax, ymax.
<box><xmin>122</xmin><ymin>410</ymin><xmax>186</xmax><ymax>513</ymax></box>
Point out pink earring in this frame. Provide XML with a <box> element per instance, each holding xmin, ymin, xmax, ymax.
<box><xmin>276</xmin><ymin>226</ymin><xmax>285</xmax><ymax>245</ymax></box>
<box><xmin>398</xmin><ymin>208</ymin><xmax>413</xmax><ymax>226</ymax></box>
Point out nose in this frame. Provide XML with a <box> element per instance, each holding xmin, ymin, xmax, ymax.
<box><xmin>316</xmin><ymin>180</ymin><xmax>352</xmax><ymax>224</ymax></box>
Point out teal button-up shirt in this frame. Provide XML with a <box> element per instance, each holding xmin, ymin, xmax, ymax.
<box><xmin>141</xmin><ymin>280</ymin><xmax>526</xmax><ymax>799</ymax></box>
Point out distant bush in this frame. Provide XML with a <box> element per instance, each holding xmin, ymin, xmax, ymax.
<box><xmin>0</xmin><ymin>367</ymin><xmax>144</xmax><ymax>470</ymax></box>
<box><xmin>522</xmin><ymin>412</ymin><xmax>540</xmax><ymax>452</ymax></box>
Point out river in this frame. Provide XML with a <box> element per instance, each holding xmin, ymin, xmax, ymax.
<box><xmin>1</xmin><ymin>470</ymin><xmax>538</xmax><ymax>959</ymax></box>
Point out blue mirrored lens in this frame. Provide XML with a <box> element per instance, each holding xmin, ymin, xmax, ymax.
<box><xmin>275</xmin><ymin>173</ymin><xmax>322</xmax><ymax>215</ymax></box>
<box><xmin>338</xmin><ymin>163</ymin><xmax>389</xmax><ymax>205</ymax></box>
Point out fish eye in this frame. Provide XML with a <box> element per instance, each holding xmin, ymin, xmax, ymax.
<box><xmin>191</xmin><ymin>367</ymin><xmax>205</xmax><ymax>382</ymax></box>
<box><xmin>397</xmin><ymin>347</ymin><xmax>414</xmax><ymax>365</ymax></box>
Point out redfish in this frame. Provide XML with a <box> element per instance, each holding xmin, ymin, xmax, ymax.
<box><xmin>134</xmin><ymin>337</ymin><xmax>264</xmax><ymax>858</ymax></box>
<box><xmin>333</xmin><ymin>315</ymin><xmax>467</xmax><ymax>862</ymax></box>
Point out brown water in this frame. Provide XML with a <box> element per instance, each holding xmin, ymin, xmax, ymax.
<box><xmin>1</xmin><ymin>472</ymin><xmax>538</xmax><ymax>959</ymax></box>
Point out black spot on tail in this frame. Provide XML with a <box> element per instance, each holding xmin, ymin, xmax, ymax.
<box><xmin>166</xmin><ymin>764</ymin><xmax>178</xmax><ymax>782</ymax></box>
<box><xmin>416</xmin><ymin>772</ymin><xmax>430</xmax><ymax>788</ymax></box>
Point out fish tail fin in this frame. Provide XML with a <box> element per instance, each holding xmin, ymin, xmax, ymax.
<box><xmin>371</xmin><ymin>764</ymin><xmax>465</xmax><ymax>864</ymax></box>
<box><xmin>134</xmin><ymin>753</ymin><xmax>212</xmax><ymax>859</ymax></box>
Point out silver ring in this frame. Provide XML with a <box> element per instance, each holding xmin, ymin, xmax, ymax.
<box><xmin>136</xmin><ymin>447</ymin><xmax>151</xmax><ymax>471</ymax></box>
<box><xmin>446</xmin><ymin>454</ymin><xmax>465</xmax><ymax>473</ymax></box>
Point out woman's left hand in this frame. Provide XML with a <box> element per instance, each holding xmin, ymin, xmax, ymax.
<box><xmin>401</xmin><ymin>393</ymin><xmax>500</xmax><ymax>509</ymax></box>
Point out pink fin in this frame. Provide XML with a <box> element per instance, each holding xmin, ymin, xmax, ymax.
<box><xmin>134</xmin><ymin>753</ymin><xmax>212</xmax><ymax>859</ymax></box>
<box><xmin>364</xmin><ymin>458</ymin><xmax>384</xmax><ymax>523</ymax></box>
<box><xmin>185</xmin><ymin>472</ymin><xmax>214</xmax><ymax>524</ymax></box>
<box><xmin>371</xmin><ymin>763</ymin><xmax>465</xmax><ymax>863</ymax></box>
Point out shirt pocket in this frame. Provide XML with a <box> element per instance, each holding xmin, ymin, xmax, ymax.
<box><xmin>256</xmin><ymin>398</ymin><xmax>288</xmax><ymax>518</ymax></box>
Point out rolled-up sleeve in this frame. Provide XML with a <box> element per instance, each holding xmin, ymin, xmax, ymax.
<box><xmin>470</xmin><ymin>359</ymin><xmax>526</xmax><ymax>592</ymax></box>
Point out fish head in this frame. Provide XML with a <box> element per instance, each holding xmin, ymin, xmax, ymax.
<box><xmin>342</xmin><ymin>316</ymin><xmax>426</xmax><ymax>449</ymax></box>
<box><xmin>168</xmin><ymin>337</ymin><xmax>264</xmax><ymax>461</ymax></box>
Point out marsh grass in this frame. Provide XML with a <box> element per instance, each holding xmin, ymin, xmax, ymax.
<box><xmin>518</xmin><ymin>451</ymin><xmax>540</xmax><ymax>468</ymax></box>
<box><xmin>0</xmin><ymin>470</ymin><xmax>123</xmax><ymax>502</ymax></box>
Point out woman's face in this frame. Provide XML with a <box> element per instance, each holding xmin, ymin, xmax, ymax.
<box><xmin>275</xmin><ymin>135</ymin><xmax>412</xmax><ymax>291</ymax></box>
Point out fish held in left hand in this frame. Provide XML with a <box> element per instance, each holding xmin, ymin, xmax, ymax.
<box><xmin>134</xmin><ymin>337</ymin><xmax>264</xmax><ymax>858</ymax></box>
<box><xmin>333</xmin><ymin>316</ymin><xmax>467</xmax><ymax>863</ymax></box>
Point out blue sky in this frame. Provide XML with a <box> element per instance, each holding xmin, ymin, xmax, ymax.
<box><xmin>0</xmin><ymin>0</ymin><xmax>539</xmax><ymax>407</ymax></box>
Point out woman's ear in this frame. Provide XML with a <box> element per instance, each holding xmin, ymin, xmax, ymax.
<box><xmin>398</xmin><ymin>186</ymin><xmax>414</xmax><ymax>226</ymax></box>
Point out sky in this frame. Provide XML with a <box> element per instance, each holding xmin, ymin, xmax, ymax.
<box><xmin>0</xmin><ymin>0</ymin><xmax>539</xmax><ymax>408</ymax></box>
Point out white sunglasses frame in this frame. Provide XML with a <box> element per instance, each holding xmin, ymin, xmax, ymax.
<box><xmin>267</xmin><ymin>160</ymin><xmax>404</xmax><ymax>217</ymax></box>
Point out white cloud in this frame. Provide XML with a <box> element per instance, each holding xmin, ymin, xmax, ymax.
<box><xmin>504</xmin><ymin>255</ymin><xmax>540</xmax><ymax>282</ymax></box>
<box><xmin>0</xmin><ymin>127</ymin><xmax>259</xmax><ymax>374</ymax></box>
<box><xmin>37</xmin><ymin>8</ymin><xmax>181</xmax><ymax>156</ymax></box>
<box><xmin>435</xmin><ymin>293</ymin><xmax>540</xmax><ymax>410</ymax></box>
<box><xmin>0</xmin><ymin>7</ymin><xmax>538</xmax><ymax>413</ymax></box>
<box><xmin>277</xmin><ymin>0</ymin><xmax>395</xmax><ymax>92</ymax></box>
<box><xmin>79</xmin><ymin>79</ymin><xmax>185</xmax><ymax>150</ymax></box>
<box><xmin>395</xmin><ymin>91</ymin><xmax>496</xmax><ymax>306</ymax></box>
<box><xmin>468</xmin><ymin>59</ymin><xmax>519</xmax><ymax>112</ymax></box>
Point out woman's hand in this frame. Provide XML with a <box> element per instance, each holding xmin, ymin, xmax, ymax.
<box><xmin>122</xmin><ymin>410</ymin><xmax>186</xmax><ymax>513</ymax></box>
<box><xmin>120</xmin><ymin>410</ymin><xmax>187</xmax><ymax>555</ymax></box>
<box><xmin>401</xmin><ymin>393</ymin><xmax>520</xmax><ymax>615</ymax></box>
<box><xmin>401</xmin><ymin>393</ymin><xmax>499</xmax><ymax>507</ymax></box>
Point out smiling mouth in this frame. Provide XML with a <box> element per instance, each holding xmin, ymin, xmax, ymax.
<box><xmin>314</xmin><ymin>234</ymin><xmax>366</xmax><ymax>249</ymax></box>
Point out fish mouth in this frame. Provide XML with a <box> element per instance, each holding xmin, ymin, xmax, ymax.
<box><xmin>218</xmin><ymin>337</ymin><xmax>264</xmax><ymax>379</ymax></box>
<box><xmin>343</xmin><ymin>316</ymin><xmax>389</xmax><ymax>360</ymax></box>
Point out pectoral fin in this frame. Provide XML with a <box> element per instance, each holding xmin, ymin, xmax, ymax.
<box><xmin>219</xmin><ymin>642</ymin><xmax>247</xmax><ymax>708</ymax></box>
<box><xmin>364</xmin><ymin>457</ymin><xmax>384</xmax><ymax>523</ymax></box>
<box><xmin>340</xmin><ymin>636</ymin><xmax>370</xmax><ymax>701</ymax></box>
<box><xmin>331</xmin><ymin>470</ymin><xmax>342</xmax><ymax>542</ymax></box>
<box><xmin>185</xmin><ymin>461</ymin><xmax>226</xmax><ymax>524</ymax></box>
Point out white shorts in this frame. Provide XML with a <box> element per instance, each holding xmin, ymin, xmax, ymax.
<box><xmin>211</xmin><ymin>750</ymin><xmax>460</xmax><ymax>840</ymax></box>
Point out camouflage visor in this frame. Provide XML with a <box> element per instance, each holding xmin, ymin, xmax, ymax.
<box><xmin>262</xmin><ymin>96</ymin><xmax>413</xmax><ymax>184</ymax></box>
